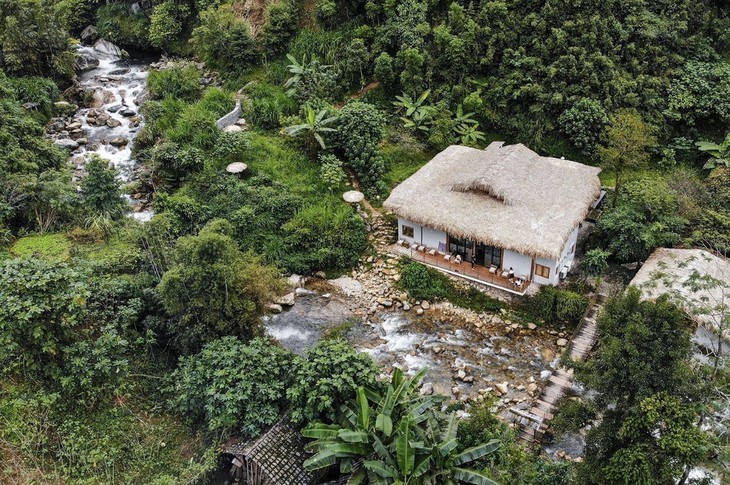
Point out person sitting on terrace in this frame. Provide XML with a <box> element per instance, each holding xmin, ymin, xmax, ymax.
<box><xmin>508</xmin><ymin>267</ymin><xmax>514</xmax><ymax>280</ymax></box>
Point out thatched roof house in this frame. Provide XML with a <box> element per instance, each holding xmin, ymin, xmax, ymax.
<box><xmin>630</xmin><ymin>248</ymin><xmax>730</xmax><ymax>332</ymax></box>
<box><xmin>384</xmin><ymin>142</ymin><xmax>601</xmax><ymax>261</ymax></box>
<box><xmin>383</xmin><ymin>142</ymin><xmax>601</xmax><ymax>290</ymax></box>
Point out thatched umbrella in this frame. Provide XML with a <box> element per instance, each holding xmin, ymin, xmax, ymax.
<box><xmin>343</xmin><ymin>190</ymin><xmax>364</xmax><ymax>204</ymax></box>
<box><xmin>226</xmin><ymin>162</ymin><xmax>248</xmax><ymax>177</ymax></box>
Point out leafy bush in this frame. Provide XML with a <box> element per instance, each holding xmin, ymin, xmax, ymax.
<box><xmin>551</xmin><ymin>398</ymin><xmax>596</xmax><ymax>436</ymax></box>
<box><xmin>525</xmin><ymin>286</ymin><xmax>589</xmax><ymax>327</ymax></box>
<box><xmin>558</xmin><ymin>98</ymin><xmax>609</xmax><ymax>157</ymax></box>
<box><xmin>281</xmin><ymin>203</ymin><xmax>368</xmax><ymax>274</ymax></box>
<box><xmin>399</xmin><ymin>261</ymin><xmax>448</xmax><ymax>301</ymax></box>
<box><xmin>191</xmin><ymin>4</ymin><xmax>259</xmax><ymax>73</ymax></box>
<box><xmin>147</xmin><ymin>64</ymin><xmax>203</xmax><ymax>101</ymax></box>
<box><xmin>80</xmin><ymin>155</ymin><xmax>127</xmax><ymax>220</ymax></box>
<box><xmin>243</xmin><ymin>83</ymin><xmax>298</xmax><ymax>129</ymax></box>
<box><xmin>156</xmin><ymin>219</ymin><xmax>284</xmax><ymax>354</ymax></box>
<box><xmin>287</xmin><ymin>338</ymin><xmax>380</xmax><ymax>425</ymax></box>
<box><xmin>335</xmin><ymin>101</ymin><xmax>386</xmax><ymax>193</ymax></box>
<box><xmin>261</xmin><ymin>0</ymin><xmax>298</xmax><ymax>57</ymax></box>
<box><xmin>169</xmin><ymin>336</ymin><xmax>295</xmax><ymax>437</ymax></box>
<box><xmin>96</xmin><ymin>2</ymin><xmax>150</xmax><ymax>50</ymax></box>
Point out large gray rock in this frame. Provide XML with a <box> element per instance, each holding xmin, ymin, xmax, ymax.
<box><xmin>93</xmin><ymin>39</ymin><xmax>123</xmax><ymax>57</ymax></box>
<box><xmin>80</xmin><ymin>25</ymin><xmax>99</xmax><ymax>45</ymax></box>
<box><xmin>76</xmin><ymin>54</ymin><xmax>99</xmax><ymax>72</ymax></box>
<box><xmin>55</xmin><ymin>138</ymin><xmax>79</xmax><ymax>150</ymax></box>
<box><xmin>109</xmin><ymin>136</ymin><xmax>128</xmax><ymax>147</ymax></box>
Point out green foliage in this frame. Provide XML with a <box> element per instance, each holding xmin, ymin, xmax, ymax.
<box><xmin>576</xmin><ymin>287</ymin><xmax>705</xmax><ymax>484</ymax></box>
<box><xmin>459</xmin><ymin>401</ymin><xmax>574</xmax><ymax>484</ymax></box>
<box><xmin>551</xmin><ymin>398</ymin><xmax>596</xmax><ymax>436</ymax></box>
<box><xmin>284</xmin><ymin>53</ymin><xmax>340</xmax><ymax>103</ymax></box>
<box><xmin>598</xmin><ymin>110</ymin><xmax>657</xmax><ymax>206</ymax></box>
<box><xmin>559</xmin><ymin>98</ymin><xmax>609</xmax><ymax>157</ymax></box>
<box><xmin>580</xmin><ymin>249</ymin><xmax>610</xmax><ymax>278</ymax></box>
<box><xmin>667</xmin><ymin>61</ymin><xmax>730</xmax><ymax>128</ymax></box>
<box><xmin>303</xmin><ymin>368</ymin><xmax>500</xmax><ymax>484</ymax></box>
<box><xmin>696</xmin><ymin>131</ymin><xmax>730</xmax><ymax>170</ymax></box>
<box><xmin>0</xmin><ymin>0</ymin><xmax>76</xmax><ymax>81</ymax></box>
<box><xmin>399</xmin><ymin>261</ymin><xmax>448</xmax><ymax>301</ymax></box>
<box><xmin>597</xmin><ymin>177</ymin><xmax>687</xmax><ymax>263</ymax></box>
<box><xmin>399</xmin><ymin>262</ymin><xmax>503</xmax><ymax>312</ymax></box>
<box><xmin>0</xmin><ymin>258</ymin><xmax>89</xmax><ymax>379</ymax></box>
<box><xmin>10</xmin><ymin>232</ymin><xmax>70</xmax><ymax>260</ymax></box>
<box><xmin>525</xmin><ymin>285</ymin><xmax>589</xmax><ymax>327</ymax></box>
<box><xmin>281</xmin><ymin>203</ymin><xmax>368</xmax><ymax>274</ymax></box>
<box><xmin>151</xmin><ymin>141</ymin><xmax>205</xmax><ymax>187</ymax></box>
<box><xmin>80</xmin><ymin>155</ymin><xmax>127</xmax><ymax>220</ymax></box>
<box><xmin>284</xmin><ymin>103</ymin><xmax>338</xmax><ymax>158</ymax></box>
<box><xmin>0</xmin><ymin>384</ymin><xmax>213</xmax><ymax>483</ymax></box>
<box><xmin>191</xmin><ymin>4</ymin><xmax>259</xmax><ymax>74</ymax></box>
<box><xmin>335</xmin><ymin>101</ymin><xmax>386</xmax><ymax>193</ymax></box>
<box><xmin>288</xmin><ymin>338</ymin><xmax>380</xmax><ymax>425</ymax></box>
<box><xmin>95</xmin><ymin>2</ymin><xmax>151</xmax><ymax>50</ymax></box>
<box><xmin>147</xmin><ymin>63</ymin><xmax>203</xmax><ymax>101</ymax></box>
<box><xmin>243</xmin><ymin>83</ymin><xmax>297</xmax><ymax>129</ymax></box>
<box><xmin>319</xmin><ymin>153</ymin><xmax>347</xmax><ymax>191</ymax></box>
<box><xmin>149</xmin><ymin>0</ymin><xmax>189</xmax><ymax>51</ymax></box>
<box><xmin>157</xmin><ymin>219</ymin><xmax>284</xmax><ymax>354</ymax></box>
<box><xmin>261</xmin><ymin>0</ymin><xmax>299</xmax><ymax>58</ymax></box>
<box><xmin>169</xmin><ymin>336</ymin><xmax>295</xmax><ymax>436</ymax></box>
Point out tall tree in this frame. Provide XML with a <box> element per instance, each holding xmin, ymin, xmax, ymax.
<box><xmin>157</xmin><ymin>219</ymin><xmax>283</xmax><ymax>354</ymax></box>
<box><xmin>576</xmin><ymin>287</ymin><xmax>707</xmax><ymax>484</ymax></box>
<box><xmin>597</xmin><ymin>109</ymin><xmax>656</xmax><ymax>207</ymax></box>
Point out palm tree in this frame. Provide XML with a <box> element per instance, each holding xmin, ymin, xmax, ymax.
<box><xmin>696</xmin><ymin>132</ymin><xmax>730</xmax><ymax>170</ymax></box>
<box><xmin>284</xmin><ymin>104</ymin><xmax>338</xmax><ymax>159</ymax></box>
<box><xmin>302</xmin><ymin>368</ymin><xmax>500</xmax><ymax>484</ymax></box>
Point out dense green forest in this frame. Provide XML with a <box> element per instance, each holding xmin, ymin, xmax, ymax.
<box><xmin>1</xmin><ymin>0</ymin><xmax>729</xmax><ymax>483</ymax></box>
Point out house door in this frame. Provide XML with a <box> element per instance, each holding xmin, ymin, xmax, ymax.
<box><xmin>475</xmin><ymin>243</ymin><xmax>502</xmax><ymax>268</ymax></box>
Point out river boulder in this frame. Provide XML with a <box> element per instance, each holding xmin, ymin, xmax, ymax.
<box><xmin>93</xmin><ymin>39</ymin><xmax>123</xmax><ymax>57</ymax></box>
<box><xmin>80</xmin><ymin>25</ymin><xmax>99</xmax><ymax>45</ymax></box>
<box><xmin>76</xmin><ymin>53</ymin><xmax>99</xmax><ymax>72</ymax></box>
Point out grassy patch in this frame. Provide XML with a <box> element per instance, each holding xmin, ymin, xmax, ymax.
<box><xmin>381</xmin><ymin>142</ymin><xmax>431</xmax><ymax>192</ymax></box>
<box><xmin>10</xmin><ymin>233</ymin><xmax>71</xmax><ymax>260</ymax></box>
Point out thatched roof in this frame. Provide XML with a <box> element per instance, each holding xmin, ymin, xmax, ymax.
<box><xmin>383</xmin><ymin>142</ymin><xmax>601</xmax><ymax>260</ymax></box>
<box><xmin>630</xmin><ymin>248</ymin><xmax>729</xmax><ymax>331</ymax></box>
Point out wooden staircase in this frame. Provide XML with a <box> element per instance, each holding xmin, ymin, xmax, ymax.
<box><xmin>509</xmin><ymin>295</ymin><xmax>604</xmax><ymax>444</ymax></box>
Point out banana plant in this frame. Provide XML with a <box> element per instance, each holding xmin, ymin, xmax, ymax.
<box><xmin>452</xmin><ymin>105</ymin><xmax>486</xmax><ymax>147</ymax></box>
<box><xmin>302</xmin><ymin>368</ymin><xmax>501</xmax><ymax>484</ymax></box>
<box><xmin>696</xmin><ymin>132</ymin><xmax>730</xmax><ymax>170</ymax></box>
<box><xmin>393</xmin><ymin>90</ymin><xmax>435</xmax><ymax>134</ymax></box>
<box><xmin>284</xmin><ymin>104</ymin><xmax>338</xmax><ymax>159</ymax></box>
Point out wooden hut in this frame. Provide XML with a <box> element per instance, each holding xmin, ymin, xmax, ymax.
<box><xmin>224</xmin><ymin>419</ymin><xmax>325</xmax><ymax>485</ymax></box>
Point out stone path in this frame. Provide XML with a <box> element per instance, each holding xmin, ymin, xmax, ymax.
<box><xmin>510</xmin><ymin>295</ymin><xmax>605</xmax><ymax>444</ymax></box>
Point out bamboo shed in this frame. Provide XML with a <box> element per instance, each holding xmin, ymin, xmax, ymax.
<box><xmin>224</xmin><ymin>419</ymin><xmax>325</xmax><ymax>485</ymax></box>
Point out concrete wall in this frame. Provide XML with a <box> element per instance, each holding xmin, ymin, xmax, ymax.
<box><xmin>216</xmin><ymin>99</ymin><xmax>242</xmax><ymax>130</ymax></box>
<box><xmin>503</xmin><ymin>250</ymin><xmax>532</xmax><ymax>280</ymax></box>
<box><xmin>556</xmin><ymin>225</ymin><xmax>579</xmax><ymax>275</ymax></box>
<box><xmin>398</xmin><ymin>218</ymin><xmax>421</xmax><ymax>245</ymax></box>
<box><xmin>422</xmin><ymin>226</ymin><xmax>446</xmax><ymax>250</ymax></box>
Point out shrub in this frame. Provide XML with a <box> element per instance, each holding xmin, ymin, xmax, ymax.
<box><xmin>335</xmin><ymin>101</ymin><xmax>386</xmax><ymax>193</ymax></box>
<box><xmin>168</xmin><ymin>336</ymin><xmax>295</xmax><ymax>437</ymax></box>
<box><xmin>261</xmin><ymin>0</ymin><xmax>298</xmax><ymax>57</ymax></box>
<box><xmin>526</xmin><ymin>286</ymin><xmax>589</xmax><ymax>327</ymax></box>
<box><xmin>281</xmin><ymin>203</ymin><xmax>368</xmax><ymax>274</ymax></box>
<box><xmin>147</xmin><ymin>64</ymin><xmax>202</xmax><ymax>101</ymax></box>
<box><xmin>96</xmin><ymin>3</ymin><xmax>150</xmax><ymax>50</ymax></box>
<box><xmin>551</xmin><ymin>398</ymin><xmax>596</xmax><ymax>436</ymax></box>
<box><xmin>287</xmin><ymin>338</ymin><xmax>380</xmax><ymax>424</ymax></box>
<box><xmin>243</xmin><ymin>83</ymin><xmax>297</xmax><ymax>129</ymax></box>
<box><xmin>399</xmin><ymin>261</ymin><xmax>448</xmax><ymax>301</ymax></box>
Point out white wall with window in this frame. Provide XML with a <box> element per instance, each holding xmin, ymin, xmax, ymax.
<box><xmin>503</xmin><ymin>250</ymin><xmax>532</xmax><ymax>281</ymax></box>
<box><xmin>397</xmin><ymin>218</ymin><xmax>421</xmax><ymax>245</ymax></box>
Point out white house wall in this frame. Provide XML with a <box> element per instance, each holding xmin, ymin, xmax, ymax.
<box><xmin>557</xmin><ymin>226</ymin><xmax>579</xmax><ymax>272</ymax></box>
<box><xmin>503</xmin><ymin>250</ymin><xmax>532</xmax><ymax>280</ymax></box>
<box><xmin>422</xmin><ymin>226</ymin><xmax>446</xmax><ymax>249</ymax></box>
<box><xmin>398</xmin><ymin>218</ymin><xmax>422</xmax><ymax>245</ymax></box>
<box><xmin>533</xmin><ymin>256</ymin><xmax>559</xmax><ymax>285</ymax></box>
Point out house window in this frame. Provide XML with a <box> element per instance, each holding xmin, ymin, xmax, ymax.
<box><xmin>448</xmin><ymin>235</ymin><xmax>473</xmax><ymax>258</ymax></box>
<box><xmin>535</xmin><ymin>263</ymin><xmax>550</xmax><ymax>279</ymax></box>
<box><xmin>571</xmin><ymin>243</ymin><xmax>576</xmax><ymax>254</ymax></box>
<box><xmin>402</xmin><ymin>225</ymin><xmax>414</xmax><ymax>238</ymax></box>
